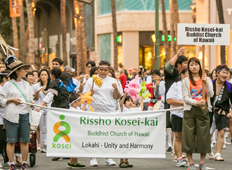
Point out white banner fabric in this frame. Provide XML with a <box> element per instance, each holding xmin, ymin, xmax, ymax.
<box><xmin>47</xmin><ymin>107</ymin><xmax>166</xmax><ymax>158</ymax></box>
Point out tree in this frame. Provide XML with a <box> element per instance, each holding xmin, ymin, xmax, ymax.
<box><xmin>12</xmin><ymin>17</ymin><xmax>19</xmax><ymax>59</ymax></box>
<box><xmin>160</xmin><ymin>0</ymin><xmax>170</xmax><ymax>63</ymax></box>
<box><xmin>61</xmin><ymin>0</ymin><xmax>68</xmax><ymax>66</ymax></box>
<box><xmin>111</xmin><ymin>0</ymin><xmax>118</xmax><ymax>70</ymax></box>
<box><xmin>25</xmin><ymin>0</ymin><xmax>35</xmax><ymax>66</ymax></box>
<box><xmin>215</xmin><ymin>0</ymin><xmax>225</xmax><ymax>64</ymax></box>
<box><xmin>169</xmin><ymin>0</ymin><xmax>176</xmax><ymax>56</ymax></box>
<box><xmin>20</xmin><ymin>0</ymin><xmax>27</xmax><ymax>63</ymax></box>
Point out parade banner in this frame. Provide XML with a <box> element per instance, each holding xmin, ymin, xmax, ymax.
<box><xmin>177</xmin><ymin>23</ymin><xmax>230</xmax><ymax>45</ymax></box>
<box><xmin>47</xmin><ymin>107</ymin><xmax>166</xmax><ymax>158</ymax></box>
<box><xmin>10</xmin><ymin>0</ymin><xmax>20</xmax><ymax>17</ymax></box>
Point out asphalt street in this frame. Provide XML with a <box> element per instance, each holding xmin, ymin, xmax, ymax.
<box><xmin>1</xmin><ymin>137</ymin><xmax>232</xmax><ymax>170</ymax></box>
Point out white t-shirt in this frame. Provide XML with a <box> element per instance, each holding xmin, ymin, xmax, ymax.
<box><xmin>159</xmin><ymin>81</ymin><xmax>165</xmax><ymax>110</ymax></box>
<box><xmin>166</xmin><ymin>81</ymin><xmax>184</xmax><ymax>118</ymax></box>
<box><xmin>82</xmin><ymin>75</ymin><xmax>119</xmax><ymax>113</ymax></box>
<box><xmin>123</xmin><ymin>105</ymin><xmax>142</xmax><ymax>113</ymax></box>
<box><xmin>0</xmin><ymin>86</ymin><xmax>4</xmax><ymax>125</ymax></box>
<box><xmin>15</xmin><ymin>80</ymin><xmax>30</xmax><ymax>114</ymax></box>
<box><xmin>72</xmin><ymin>78</ymin><xmax>80</xmax><ymax>93</ymax></box>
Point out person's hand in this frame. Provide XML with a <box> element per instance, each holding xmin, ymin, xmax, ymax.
<box><xmin>196</xmin><ymin>99</ymin><xmax>206</xmax><ymax>106</ymax></box>
<box><xmin>41</xmin><ymin>88</ymin><xmax>47</xmax><ymax>95</ymax></box>
<box><xmin>12</xmin><ymin>99</ymin><xmax>22</xmax><ymax>105</ymax></box>
<box><xmin>112</xmin><ymin>83</ymin><xmax>118</xmax><ymax>90</ymax></box>
<box><xmin>90</xmin><ymin>89</ymin><xmax>94</xmax><ymax>96</ymax></box>
<box><xmin>34</xmin><ymin>89</ymin><xmax>40</xmax><ymax>94</ymax></box>
<box><xmin>2</xmin><ymin>122</ymin><xmax>5</xmax><ymax>129</ymax></box>
<box><xmin>35</xmin><ymin>107</ymin><xmax>41</xmax><ymax>112</ymax></box>
<box><xmin>177</xmin><ymin>47</ymin><xmax>185</xmax><ymax>57</ymax></box>
<box><xmin>85</xmin><ymin>74</ymin><xmax>90</xmax><ymax>80</ymax></box>
<box><xmin>149</xmin><ymin>86</ymin><xmax>156</xmax><ymax>89</ymax></box>
<box><xmin>227</xmin><ymin>112</ymin><xmax>232</xmax><ymax>119</ymax></box>
<box><xmin>83</xmin><ymin>99</ymin><xmax>87</xmax><ymax>105</ymax></box>
<box><xmin>30</xmin><ymin>102</ymin><xmax>34</xmax><ymax>108</ymax></box>
<box><xmin>202</xmin><ymin>74</ymin><xmax>208</xmax><ymax>85</ymax></box>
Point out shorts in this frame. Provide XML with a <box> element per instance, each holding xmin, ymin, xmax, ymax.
<box><xmin>4</xmin><ymin>113</ymin><xmax>30</xmax><ymax>143</ymax></box>
<box><xmin>214</xmin><ymin>111</ymin><xmax>229</xmax><ymax>131</ymax></box>
<box><xmin>171</xmin><ymin>114</ymin><xmax>183</xmax><ymax>132</ymax></box>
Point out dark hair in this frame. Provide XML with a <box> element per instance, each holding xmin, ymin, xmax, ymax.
<box><xmin>210</xmin><ymin>69</ymin><xmax>216</xmax><ymax>80</ymax></box>
<box><xmin>32</xmin><ymin>70</ymin><xmax>38</xmax><ymax>74</ymax></box>
<box><xmin>51</xmin><ymin>67</ymin><xmax>62</xmax><ymax>79</ymax></box>
<box><xmin>215</xmin><ymin>64</ymin><xmax>229</xmax><ymax>74</ymax></box>
<box><xmin>79</xmin><ymin>71</ymin><xmax>84</xmax><ymax>75</ymax></box>
<box><xmin>109</xmin><ymin>68</ymin><xmax>116</xmax><ymax>78</ymax></box>
<box><xmin>120</xmin><ymin>95</ymin><xmax>133</xmax><ymax>105</ymax></box>
<box><xmin>60</xmin><ymin>71</ymin><xmax>71</xmax><ymax>85</ymax></box>
<box><xmin>205</xmin><ymin>70</ymin><xmax>210</xmax><ymax>77</ymax></box>
<box><xmin>68</xmin><ymin>93</ymin><xmax>81</xmax><ymax>104</ymax></box>
<box><xmin>151</xmin><ymin>69</ymin><xmax>161</xmax><ymax>76</ymax></box>
<box><xmin>9</xmin><ymin>69</ymin><xmax>20</xmax><ymax>80</ymax></box>
<box><xmin>175</xmin><ymin>55</ymin><xmax>188</xmax><ymax>67</ymax></box>
<box><xmin>26</xmin><ymin>72</ymin><xmax>33</xmax><ymax>78</ymax></box>
<box><xmin>0</xmin><ymin>70</ymin><xmax>10</xmax><ymax>83</ymax></box>
<box><xmin>90</xmin><ymin>67</ymin><xmax>98</xmax><ymax>77</ymax></box>
<box><xmin>38</xmin><ymin>69</ymin><xmax>51</xmax><ymax>91</ymax></box>
<box><xmin>188</xmin><ymin>57</ymin><xmax>202</xmax><ymax>86</ymax></box>
<box><xmin>52</xmin><ymin>58</ymin><xmax>64</xmax><ymax>66</ymax></box>
<box><xmin>86</xmin><ymin>61</ymin><xmax>96</xmax><ymax>67</ymax></box>
<box><xmin>99</xmin><ymin>60</ymin><xmax>110</xmax><ymax>66</ymax></box>
<box><xmin>180</xmin><ymin>68</ymin><xmax>188</xmax><ymax>75</ymax></box>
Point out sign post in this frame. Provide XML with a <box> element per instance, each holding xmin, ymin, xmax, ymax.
<box><xmin>177</xmin><ymin>23</ymin><xmax>230</xmax><ymax>108</ymax></box>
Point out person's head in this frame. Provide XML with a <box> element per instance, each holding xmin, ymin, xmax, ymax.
<box><xmin>5</xmin><ymin>55</ymin><xmax>17</xmax><ymax>70</ymax></box>
<box><xmin>50</xmin><ymin>67</ymin><xmax>62</xmax><ymax>81</ymax></box>
<box><xmin>108</xmin><ymin>68</ymin><xmax>116</xmax><ymax>78</ymax></box>
<box><xmin>64</xmin><ymin>66</ymin><xmax>72</xmax><ymax>75</ymax></box>
<box><xmin>215</xmin><ymin>65</ymin><xmax>229</xmax><ymax>82</ymax></box>
<box><xmin>180</xmin><ymin>68</ymin><xmax>189</xmax><ymax>81</ymax></box>
<box><xmin>98</xmin><ymin>60</ymin><xmax>110</xmax><ymax>78</ymax></box>
<box><xmin>52</xmin><ymin>58</ymin><xmax>64</xmax><ymax>68</ymax></box>
<box><xmin>26</xmin><ymin>72</ymin><xmax>34</xmax><ymax>85</ymax></box>
<box><xmin>119</xmin><ymin>69</ymin><xmax>124</xmax><ymax>75</ymax></box>
<box><xmin>188</xmin><ymin>57</ymin><xmax>202</xmax><ymax>86</ymax></box>
<box><xmin>151</xmin><ymin>69</ymin><xmax>161</xmax><ymax>81</ymax></box>
<box><xmin>32</xmin><ymin>70</ymin><xmax>38</xmax><ymax>83</ymax></box>
<box><xmin>175</xmin><ymin>55</ymin><xmax>188</xmax><ymax>71</ymax></box>
<box><xmin>159</xmin><ymin>67</ymin><xmax>164</xmax><ymax>75</ymax></box>
<box><xmin>138</xmin><ymin>71</ymin><xmax>145</xmax><ymax>79</ymax></box>
<box><xmin>86</xmin><ymin>61</ymin><xmax>96</xmax><ymax>74</ymax></box>
<box><xmin>122</xmin><ymin>95</ymin><xmax>133</xmax><ymax>108</ymax></box>
<box><xmin>115</xmin><ymin>72</ymin><xmax>120</xmax><ymax>79</ymax></box>
<box><xmin>38</xmin><ymin>69</ymin><xmax>50</xmax><ymax>90</ymax></box>
<box><xmin>0</xmin><ymin>70</ymin><xmax>10</xmax><ymax>84</ymax></box>
<box><xmin>90</xmin><ymin>67</ymin><xmax>98</xmax><ymax>77</ymax></box>
<box><xmin>8</xmin><ymin>61</ymin><xmax>31</xmax><ymax>81</ymax></box>
<box><xmin>68</xmin><ymin>93</ymin><xmax>81</xmax><ymax>108</ymax></box>
<box><xmin>210</xmin><ymin>69</ymin><xmax>216</xmax><ymax>80</ymax></box>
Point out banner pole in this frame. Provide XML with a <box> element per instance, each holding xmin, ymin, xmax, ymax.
<box><xmin>202</xmin><ymin>45</ymin><xmax>205</xmax><ymax>109</ymax></box>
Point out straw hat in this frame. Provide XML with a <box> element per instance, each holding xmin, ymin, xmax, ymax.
<box><xmin>8</xmin><ymin>61</ymin><xmax>31</xmax><ymax>76</ymax></box>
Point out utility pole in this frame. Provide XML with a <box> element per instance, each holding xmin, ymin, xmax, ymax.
<box><xmin>155</xmin><ymin>0</ymin><xmax>160</xmax><ymax>69</ymax></box>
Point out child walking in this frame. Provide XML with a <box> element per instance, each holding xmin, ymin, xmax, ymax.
<box><xmin>118</xmin><ymin>93</ymin><xmax>144</xmax><ymax>168</ymax></box>
<box><xmin>67</xmin><ymin>93</ymin><xmax>87</xmax><ymax>169</ymax></box>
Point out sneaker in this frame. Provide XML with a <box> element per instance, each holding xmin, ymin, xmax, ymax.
<box><xmin>171</xmin><ymin>153</ymin><xmax>177</xmax><ymax>160</ymax></box>
<box><xmin>208</xmin><ymin>151</ymin><xmax>215</xmax><ymax>160</ymax></box>
<box><xmin>223</xmin><ymin>144</ymin><xmax>226</xmax><ymax>149</ymax></box>
<box><xmin>167</xmin><ymin>147</ymin><xmax>172</xmax><ymax>152</ymax></box>
<box><xmin>119</xmin><ymin>162</ymin><xmax>127</xmax><ymax>168</ymax></box>
<box><xmin>41</xmin><ymin>145</ymin><xmax>47</xmax><ymax>153</ymax></box>
<box><xmin>105</xmin><ymin>158</ymin><xmax>116</xmax><ymax>166</ymax></box>
<box><xmin>176</xmin><ymin>158</ymin><xmax>185</xmax><ymax>167</ymax></box>
<box><xmin>187</xmin><ymin>163</ymin><xmax>196</xmax><ymax>170</ymax></box>
<box><xmin>67</xmin><ymin>162</ymin><xmax>85</xmax><ymax>169</ymax></box>
<box><xmin>37</xmin><ymin>144</ymin><xmax>41</xmax><ymax>151</ymax></box>
<box><xmin>125</xmin><ymin>162</ymin><xmax>133</xmax><ymax>168</ymax></box>
<box><xmin>9</xmin><ymin>163</ymin><xmax>17</xmax><ymax>170</ymax></box>
<box><xmin>21</xmin><ymin>162</ymin><xmax>29</xmax><ymax>170</ymax></box>
<box><xmin>214</xmin><ymin>153</ymin><xmax>224</xmax><ymax>161</ymax></box>
<box><xmin>199</xmin><ymin>163</ymin><xmax>207</xmax><ymax>170</ymax></box>
<box><xmin>90</xmin><ymin>158</ymin><xmax>98</xmax><ymax>167</ymax></box>
<box><xmin>52</xmin><ymin>157</ymin><xmax>61</xmax><ymax>161</ymax></box>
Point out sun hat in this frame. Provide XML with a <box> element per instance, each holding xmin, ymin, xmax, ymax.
<box><xmin>8</xmin><ymin>60</ymin><xmax>31</xmax><ymax>76</ymax></box>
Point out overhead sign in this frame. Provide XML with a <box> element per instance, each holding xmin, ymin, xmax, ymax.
<box><xmin>10</xmin><ymin>0</ymin><xmax>20</xmax><ymax>17</ymax></box>
<box><xmin>47</xmin><ymin>107</ymin><xmax>166</xmax><ymax>158</ymax></box>
<box><xmin>177</xmin><ymin>23</ymin><xmax>230</xmax><ymax>45</ymax></box>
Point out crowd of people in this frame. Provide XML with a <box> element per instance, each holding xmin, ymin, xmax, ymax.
<box><xmin>0</xmin><ymin>47</ymin><xmax>232</xmax><ymax>170</ymax></box>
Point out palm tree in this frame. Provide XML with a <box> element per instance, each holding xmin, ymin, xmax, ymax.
<box><xmin>172</xmin><ymin>0</ymin><xmax>180</xmax><ymax>51</ymax></box>
<box><xmin>169</xmin><ymin>0</ymin><xmax>176</xmax><ymax>55</ymax></box>
<box><xmin>25</xmin><ymin>0</ymin><xmax>35</xmax><ymax>66</ymax></box>
<box><xmin>79</xmin><ymin>1</ymin><xmax>88</xmax><ymax>73</ymax></box>
<box><xmin>215</xmin><ymin>0</ymin><xmax>225</xmax><ymax>64</ymax></box>
<box><xmin>111</xmin><ymin>0</ymin><xmax>118</xmax><ymax>70</ymax></box>
<box><xmin>20</xmin><ymin>0</ymin><xmax>26</xmax><ymax>63</ymax></box>
<box><xmin>61</xmin><ymin>0</ymin><xmax>68</xmax><ymax>66</ymax></box>
<box><xmin>160</xmin><ymin>0</ymin><xmax>170</xmax><ymax>63</ymax></box>
<box><xmin>12</xmin><ymin>17</ymin><xmax>19</xmax><ymax>59</ymax></box>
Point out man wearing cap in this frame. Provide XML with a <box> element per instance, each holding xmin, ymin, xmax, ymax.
<box><xmin>0</xmin><ymin>61</ymin><xmax>32</xmax><ymax>170</ymax></box>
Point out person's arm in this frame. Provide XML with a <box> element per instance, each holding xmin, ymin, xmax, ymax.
<box><xmin>204</xmin><ymin>76</ymin><xmax>214</xmax><ymax>98</ymax></box>
<box><xmin>33</xmin><ymin>89</ymin><xmax>40</xmax><ymax>101</ymax></box>
<box><xmin>167</xmin><ymin>99</ymin><xmax>184</xmax><ymax>106</ymax></box>
<box><xmin>35</xmin><ymin>92</ymin><xmax>54</xmax><ymax>112</ymax></box>
<box><xmin>140</xmin><ymin>97</ymin><xmax>144</xmax><ymax>111</ymax></box>
<box><xmin>82</xmin><ymin>99</ymin><xmax>87</xmax><ymax>111</ymax></box>
<box><xmin>112</xmin><ymin>83</ymin><xmax>121</xmax><ymax>100</ymax></box>
<box><xmin>166</xmin><ymin>83</ymin><xmax>183</xmax><ymax>106</ymax></box>
<box><xmin>165</xmin><ymin>47</ymin><xmax>185</xmax><ymax>73</ymax></box>
<box><xmin>120</xmin><ymin>93</ymin><xmax>127</xmax><ymax>112</ymax></box>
